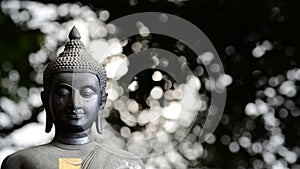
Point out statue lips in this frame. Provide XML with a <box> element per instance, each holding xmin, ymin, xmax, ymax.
<box><xmin>65</xmin><ymin>109</ymin><xmax>85</xmax><ymax>120</ymax></box>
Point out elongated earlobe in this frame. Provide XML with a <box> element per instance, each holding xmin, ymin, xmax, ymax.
<box><xmin>96</xmin><ymin>92</ymin><xmax>107</xmax><ymax>134</ymax></box>
<box><xmin>96</xmin><ymin>112</ymin><xmax>103</xmax><ymax>134</ymax></box>
<box><xmin>41</xmin><ymin>91</ymin><xmax>53</xmax><ymax>133</ymax></box>
<box><xmin>45</xmin><ymin>113</ymin><xmax>53</xmax><ymax>133</ymax></box>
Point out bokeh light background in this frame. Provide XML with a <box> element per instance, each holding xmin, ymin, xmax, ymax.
<box><xmin>0</xmin><ymin>1</ymin><xmax>300</xmax><ymax>169</ymax></box>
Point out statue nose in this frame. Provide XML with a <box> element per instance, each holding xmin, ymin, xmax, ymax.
<box><xmin>69</xmin><ymin>91</ymin><xmax>82</xmax><ymax>109</ymax></box>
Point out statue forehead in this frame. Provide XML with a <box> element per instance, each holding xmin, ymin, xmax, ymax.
<box><xmin>51</xmin><ymin>72</ymin><xmax>100</xmax><ymax>87</ymax></box>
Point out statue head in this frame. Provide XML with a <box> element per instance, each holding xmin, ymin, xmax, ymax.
<box><xmin>42</xmin><ymin>26</ymin><xmax>107</xmax><ymax>134</ymax></box>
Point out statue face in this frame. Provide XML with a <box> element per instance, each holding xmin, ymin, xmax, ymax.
<box><xmin>49</xmin><ymin>72</ymin><xmax>101</xmax><ymax>132</ymax></box>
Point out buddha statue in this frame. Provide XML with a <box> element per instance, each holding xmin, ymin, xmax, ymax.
<box><xmin>1</xmin><ymin>26</ymin><xmax>145</xmax><ymax>169</ymax></box>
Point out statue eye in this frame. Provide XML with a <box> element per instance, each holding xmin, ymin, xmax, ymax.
<box><xmin>56</xmin><ymin>88</ymin><xmax>70</xmax><ymax>97</ymax></box>
<box><xmin>80</xmin><ymin>87</ymin><xmax>96</xmax><ymax>98</ymax></box>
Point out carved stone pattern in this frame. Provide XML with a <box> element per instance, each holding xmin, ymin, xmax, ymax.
<box><xmin>43</xmin><ymin>38</ymin><xmax>107</xmax><ymax>103</ymax></box>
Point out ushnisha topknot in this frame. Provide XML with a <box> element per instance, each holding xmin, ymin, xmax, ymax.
<box><xmin>43</xmin><ymin>26</ymin><xmax>107</xmax><ymax>100</ymax></box>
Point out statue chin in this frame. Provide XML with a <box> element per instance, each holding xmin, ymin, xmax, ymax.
<box><xmin>1</xmin><ymin>26</ymin><xmax>145</xmax><ymax>169</ymax></box>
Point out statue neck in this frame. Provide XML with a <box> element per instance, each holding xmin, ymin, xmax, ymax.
<box><xmin>53</xmin><ymin>129</ymin><xmax>92</xmax><ymax>145</ymax></box>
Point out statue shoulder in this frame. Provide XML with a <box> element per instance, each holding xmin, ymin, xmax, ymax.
<box><xmin>1</xmin><ymin>144</ymin><xmax>53</xmax><ymax>169</ymax></box>
<box><xmin>100</xmin><ymin>144</ymin><xmax>145</xmax><ymax>169</ymax></box>
<box><xmin>1</xmin><ymin>151</ymin><xmax>23</xmax><ymax>169</ymax></box>
<box><xmin>100</xmin><ymin>144</ymin><xmax>138</xmax><ymax>158</ymax></box>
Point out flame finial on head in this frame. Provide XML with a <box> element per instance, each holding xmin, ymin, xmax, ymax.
<box><xmin>68</xmin><ymin>26</ymin><xmax>81</xmax><ymax>40</ymax></box>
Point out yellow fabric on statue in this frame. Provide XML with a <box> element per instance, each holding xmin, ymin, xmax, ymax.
<box><xmin>59</xmin><ymin>158</ymin><xmax>82</xmax><ymax>169</ymax></box>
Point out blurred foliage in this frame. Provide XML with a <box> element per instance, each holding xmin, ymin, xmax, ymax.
<box><xmin>0</xmin><ymin>10</ymin><xmax>43</xmax><ymax>96</ymax></box>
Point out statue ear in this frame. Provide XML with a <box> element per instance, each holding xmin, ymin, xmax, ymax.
<box><xmin>100</xmin><ymin>92</ymin><xmax>108</xmax><ymax>110</ymax></box>
<box><xmin>96</xmin><ymin>112</ymin><xmax>103</xmax><ymax>134</ymax></box>
<box><xmin>96</xmin><ymin>92</ymin><xmax>107</xmax><ymax>134</ymax></box>
<box><xmin>41</xmin><ymin>91</ymin><xmax>45</xmax><ymax>104</ymax></box>
<box><xmin>41</xmin><ymin>91</ymin><xmax>53</xmax><ymax>133</ymax></box>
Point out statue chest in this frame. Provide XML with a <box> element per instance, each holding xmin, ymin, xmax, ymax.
<box><xmin>21</xmin><ymin>151</ymin><xmax>87</xmax><ymax>169</ymax></box>
<box><xmin>19</xmin><ymin>145</ymin><xmax>91</xmax><ymax>169</ymax></box>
